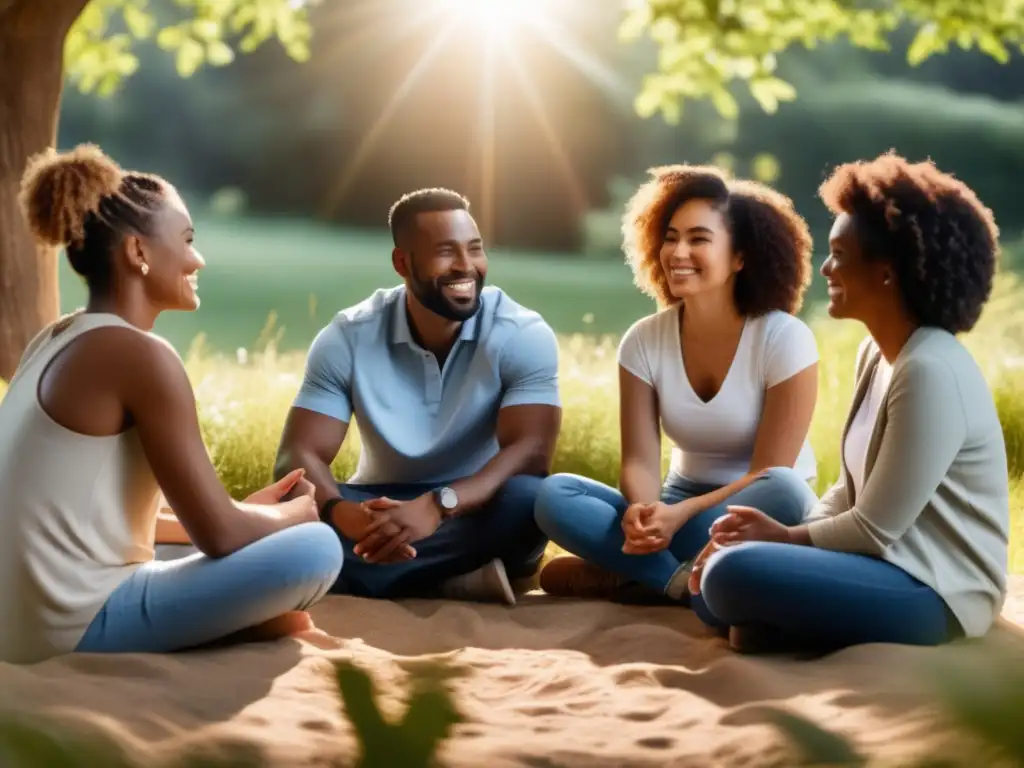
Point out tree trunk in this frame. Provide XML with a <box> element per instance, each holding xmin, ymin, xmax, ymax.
<box><xmin>0</xmin><ymin>0</ymin><xmax>88</xmax><ymax>381</ymax></box>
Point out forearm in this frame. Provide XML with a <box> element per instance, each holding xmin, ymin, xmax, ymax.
<box><xmin>785</xmin><ymin>525</ymin><xmax>814</xmax><ymax>546</ymax></box>
<box><xmin>449</xmin><ymin>437</ymin><xmax>551</xmax><ymax>513</ymax></box>
<box><xmin>155</xmin><ymin>509</ymin><xmax>192</xmax><ymax>545</ymax></box>
<box><xmin>276</xmin><ymin>448</ymin><xmax>340</xmax><ymax>510</ymax></box>
<box><xmin>214</xmin><ymin>500</ymin><xmax>312</xmax><ymax>554</ymax></box>
<box><xmin>620</xmin><ymin>461</ymin><xmax>662</xmax><ymax>505</ymax></box>
<box><xmin>676</xmin><ymin>471</ymin><xmax>763</xmax><ymax>516</ymax></box>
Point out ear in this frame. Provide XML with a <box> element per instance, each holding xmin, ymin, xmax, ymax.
<box><xmin>881</xmin><ymin>265</ymin><xmax>896</xmax><ymax>287</ymax></box>
<box><xmin>732</xmin><ymin>250</ymin><xmax>745</xmax><ymax>273</ymax></box>
<box><xmin>391</xmin><ymin>247</ymin><xmax>410</xmax><ymax>279</ymax></box>
<box><xmin>123</xmin><ymin>234</ymin><xmax>148</xmax><ymax>275</ymax></box>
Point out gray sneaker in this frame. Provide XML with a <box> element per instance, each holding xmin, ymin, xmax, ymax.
<box><xmin>439</xmin><ymin>559</ymin><xmax>516</xmax><ymax>605</ymax></box>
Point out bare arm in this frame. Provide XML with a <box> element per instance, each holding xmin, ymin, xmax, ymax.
<box><xmin>155</xmin><ymin>509</ymin><xmax>192</xmax><ymax>545</ymax></box>
<box><xmin>675</xmin><ymin>363</ymin><xmax>819</xmax><ymax>517</ymax></box>
<box><xmin>123</xmin><ymin>334</ymin><xmax>315</xmax><ymax>558</ymax></box>
<box><xmin>275</xmin><ymin>407</ymin><xmax>348</xmax><ymax>511</ymax></box>
<box><xmin>619</xmin><ymin>366</ymin><xmax>663</xmax><ymax>505</ymax></box>
<box><xmin>447</xmin><ymin>404</ymin><xmax>561</xmax><ymax>514</ymax></box>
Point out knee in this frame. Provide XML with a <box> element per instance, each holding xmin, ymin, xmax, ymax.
<box><xmin>492</xmin><ymin>474</ymin><xmax>544</xmax><ymax>521</ymax></box>
<box><xmin>699</xmin><ymin>543</ymin><xmax>767</xmax><ymax>622</ymax></box>
<box><xmin>533</xmin><ymin>473</ymin><xmax>584</xmax><ymax>533</ymax></box>
<box><xmin>755</xmin><ymin>467</ymin><xmax>817</xmax><ymax>525</ymax></box>
<box><xmin>281</xmin><ymin>522</ymin><xmax>344</xmax><ymax>586</ymax></box>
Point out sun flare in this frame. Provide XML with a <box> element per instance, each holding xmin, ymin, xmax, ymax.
<box><xmin>446</xmin><ymin>0</ymin><xmax>549</xmax><ymax>34</ymax></box>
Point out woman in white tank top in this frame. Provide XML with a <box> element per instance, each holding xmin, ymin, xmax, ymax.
<box><xmin>535</xmin><ymin>165</ymin><xmax>820</xmax><ymax>602</ymax></box>
<box><xmin>0</xmin><ymin>145</ymin><xmax>343</xmax><ymax>664</ymax></box>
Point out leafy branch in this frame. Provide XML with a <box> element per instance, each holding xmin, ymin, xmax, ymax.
<box><xmin>623</xmin><ymin>0</ymin><xmax>1024</xmax><ymax>121</ymax></box>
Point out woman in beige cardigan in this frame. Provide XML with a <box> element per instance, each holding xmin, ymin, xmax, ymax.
<box><xmin>679</xmin><ymin>152</ymin><xmax>1010</xmax><ymax>653</ymax></box>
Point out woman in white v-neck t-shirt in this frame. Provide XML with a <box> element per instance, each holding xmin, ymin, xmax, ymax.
<box><xmin>843</xmin><ymin>358</ymin><xmax>892</xmax><ymax>497</ymax></box>
<box><xmin>535</xmin><ymin>165</ymin><xmax>820</xmax><ymax>601</ymax></box>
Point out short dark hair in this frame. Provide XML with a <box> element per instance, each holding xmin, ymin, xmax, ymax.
<box><xmin>622</xmin><ymin>165</ymin><xmax>813</xmax><ymax>315</ymax></box>
<box><xmin>19</xmin><ymin>143</ymin><xmax>167</xmax><ymax>295</ymax></box>
<box><xmin>819</xmin><ymin>151</ymin><xmax>999</xmax><ymax>334</ymax></box>
<box><xmin>387</xmin><ymin>188</ymin><xmax>470</xmax><ymax>247</ymax></box>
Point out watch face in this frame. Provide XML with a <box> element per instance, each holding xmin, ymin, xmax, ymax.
<box><xmin>439</xmin><ymin>487</ymin><xmax>458</xmax><ymax>509</ymax></box>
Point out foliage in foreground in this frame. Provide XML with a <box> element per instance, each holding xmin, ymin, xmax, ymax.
<box><xmin>5</xmin><ymin>645</ymin><xmax>1024</xmax><ymax>767</ymax></box>
<box><xmin>0</xmin><ymin>660</ymin><xmax>461</xmax><ymax>768</ymax></box>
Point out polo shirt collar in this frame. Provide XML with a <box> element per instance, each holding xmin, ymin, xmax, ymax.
<box><xmin>389</xmin><ymin>286</ymin><xmax>481</xmax><ymax>348</ymax></box>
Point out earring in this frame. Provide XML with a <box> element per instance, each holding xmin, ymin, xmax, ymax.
<box><xmin>141</xmin><ymin>263</ymin><xmax>149</xmax><ymax>276</ymax></box>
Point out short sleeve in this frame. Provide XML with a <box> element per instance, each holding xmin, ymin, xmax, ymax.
<box><xmin>617</xmin><ymin>317</ymin><xmax>654</xmax><ymax>386</ymax></box>
<box><xmin>499</xmin><ymin>319</ymin><xmax>561</xmax><ymax>409</ymax></box>
<box><xmin>291</xmin><ymin>321</ymin><xmax>354</xmax><ymax>422</ymax></box>
<box><xmin>764</xmin><ymin>314</ymin><xmax>819</xmax><ymax>388</ymax></box>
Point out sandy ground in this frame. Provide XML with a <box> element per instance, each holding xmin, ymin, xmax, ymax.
<box><xmin>2</xmin><ymin>576</ymin><xmax>1023</xmax><ymax>767</ymax></box>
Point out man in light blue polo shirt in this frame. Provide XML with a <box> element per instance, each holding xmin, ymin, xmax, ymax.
<box><xmin>274</xmin><ymin>188</ymin><xmax>562</xmax><ymax>604</ymax></box>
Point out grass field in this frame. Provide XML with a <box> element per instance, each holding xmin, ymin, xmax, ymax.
<box><xmin>26</xmin><ymin>216</ymin><xmax>1024</xmax><ymax>573</ymax></box>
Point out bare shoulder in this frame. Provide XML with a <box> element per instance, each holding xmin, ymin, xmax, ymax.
<box><xmin>65</xmin><ymin>326</ymin><xmax>188</xmax><ymax>397</ymax></box>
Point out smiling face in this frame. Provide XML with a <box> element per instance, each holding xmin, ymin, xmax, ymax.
<box><xmin>125</xmin><ymin>185</ymin><xmax>205</xmax><ymax>312</ymax></box>
<box><xmin>396</xmin><ymin>209</ymin><xmax>487</xmax><ymax>321</ymax></box>
<box><xmin>820</xmin><ymin>212</ymin><xmax>893</xmax><ymax>323</ymax></box>
<box><xmin>659</xmin><ymin>198</ymin><xmax>742</xmax><ymax>301</ymax></box>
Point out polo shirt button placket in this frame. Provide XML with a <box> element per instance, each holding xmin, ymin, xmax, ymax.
<box><xmin>424</xmin><ymin>353</ymin><xmax>442</xmax><ymax>407</ymax></box>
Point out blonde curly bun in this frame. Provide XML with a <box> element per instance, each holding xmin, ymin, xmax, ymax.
<box><xmin>19</xmin><ymin>143</ymin><xmax>124</xmax><ymax>248</ymax></box>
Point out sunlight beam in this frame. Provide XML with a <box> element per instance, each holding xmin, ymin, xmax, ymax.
<box><xmin>318</xmin><ymin>12</ymin><xmax>459</xmax><ymax>217</ymax></box>
<box><xmin>501</xmin><ymin>39</ymin><xmax>590</xmax><ymax>221</ymax></box>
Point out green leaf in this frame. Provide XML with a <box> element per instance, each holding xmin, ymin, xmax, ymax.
<box><xmin>635</xmin><ymin>81</ymin><xmax>664</xmax><ymax>119</ymax></box>
<box><xmin>978</xmin><ymin>32</ymin><xmax>1011</xmax><ymax>64</ymax></box>
<box><xmin>175</xmin><ymin>38</ymin><xmax>206</xmax><ymax>77</ymax></box>
<box><xmin>907</xmin><ymin>23</ymin><xmax>940</xmax><ymax>65</ymax></box>
<box><xmin>751</xmin><ymin>152</ymin><xmax>781</xmax><ymax>183</ymax></box>
<box><xmin>192</xmin><ymin>19</ymin><xmax>222</xmax><ymax>42</ymax></box>
<box><xmin>710</xmin><ymin>86</ymin><xmax>739</xmax><ymax>120</ymax></box>
<box><xmin>0</xmin><ymin>713</ymin><xmax>134</xmax><ymax>768</ymax></box>
<box><xmin>748</xmin><ymin>76</ymin><xmax>796</xmax><ymax>114</ymax></box>
<box><xmin>207</xmin><ymin>41</ymin><xmax>235</xmax><ymax>67</ymax></box>
<box><xmin>122</xmin><ymin>4</ymin><xmax>155</xmax><ymax>40</ymax></box>
<box><xmin>760</xmin><ymin>707</ymin><xmax>866</xmax><ymax>766</ymax></box>
<box><xmin>156</xmin><ymin>25</ymin><xmax>188</xmax><ymax>51</ymax></box>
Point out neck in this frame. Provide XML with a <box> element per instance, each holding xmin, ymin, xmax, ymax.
<box><xmin>678</xmin><ymin>288</ymin><xmax>743</xmax><ymax>336</ymax></box>
<box><xmin>84</xmin><ymin>283</ymin><xmax>159</xmax><ymax>331</ymax></box>
<box><xmin>865</xmin><ymin>308</ymin><xmax>918</xmax><ymax>364</ymax></box>
<box><xmin>405</xmin><ymin>294</ymin><xmax>460</xmax><ymax>357</ymax></box>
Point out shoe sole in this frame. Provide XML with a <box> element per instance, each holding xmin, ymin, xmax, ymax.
<box><xmin>491</xmin><ymin>559</ymin><xmax>517</xmax><ymax>606</ymax></box>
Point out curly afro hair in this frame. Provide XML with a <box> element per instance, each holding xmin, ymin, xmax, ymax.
<box><xmin>819</xmin><ymin>151</ymin><xmax>999</xmax><ymax>334</ymax></box>
<box><xmin>622</xmin><ymin>164</ymin><xmax>813</xmax><ymax>315</ymax></box>
<box><xmin>19</xmin><ymin>143</ymin><xmax>167</xmax><ymax>294</ymax></box>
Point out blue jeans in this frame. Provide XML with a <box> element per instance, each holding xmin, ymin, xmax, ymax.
<box><xmin>327</xmin><ymin>474</ymin><xmax>547</xmax><ymax>598</ymax></box>
<box><xmin>694</xmin><ymin>542</ymin><xmax>959</xmax><ymax>647</ymax></box>
<box><xmin>533</xmin><ymin>467</ymin><xmax>816</xmax><ymax>595</ymax></box>
<box><xmin>75</xmin><ymin>522</ymin><xmax>343</xmax><ymax>654</ymax></box>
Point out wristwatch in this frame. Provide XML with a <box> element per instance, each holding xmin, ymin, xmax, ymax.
<box><xmin>433</xmin><ymin>486</ymin><xmax>459</xmax><ymax>518</ymax></box>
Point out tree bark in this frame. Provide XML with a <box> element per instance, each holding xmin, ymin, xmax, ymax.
<box><xmin>0</xmin><ymin>0</ymin><xmax>88</xmax><ymax>381</ymax></box>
